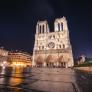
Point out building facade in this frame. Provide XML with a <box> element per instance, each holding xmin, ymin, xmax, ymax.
<box><xmin>8</xmin><ymin>51</ymin><xmax>32</xmax><ymax>67</ymax></box>
<box><xmin>0</xmin><ymin>47</ymin><xmax>8</xmax><ymax>66</ymax></box>
<box><xmin>33</xmin><ymin>17</ymin><xmax>74</xmax><ymax>68</ymax></box>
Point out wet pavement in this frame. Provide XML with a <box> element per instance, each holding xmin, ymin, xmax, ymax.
<box><xmin>75</xmin><ymin>70</ymin><xmax>92</xmax><ymax>92</ymax></box>
<box><xmin>0</xmin><ymin>66</ymin><xmax>89</xmax><ymax>92</ymax></box>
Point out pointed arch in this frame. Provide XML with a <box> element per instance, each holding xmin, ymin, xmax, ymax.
<box><xmin>46</xmin><ymin>55</ymin><xmax>55</xmax><ymax>67</ymax></box>
<box><xmin>36</xmin><ymin>56</ymin><xmax>43</xmax><ymax>66</ymax></box>
<box><xmin>46</xmin><ymin>55</ymin><xmax>53</xmax><ymax>63</ymax></box>
<box><xmin>58</xmin><ymin>55</ymin><xmax>63</xmax><ymax>62</ymax></box>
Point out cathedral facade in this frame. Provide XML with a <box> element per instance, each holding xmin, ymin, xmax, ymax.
<box><xmin>32</xmin><ymin>17</ymin><xmax>74</xmax><ymax>68</ymax></box>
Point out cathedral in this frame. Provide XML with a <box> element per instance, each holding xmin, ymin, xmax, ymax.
<box><xmin>32</xmin><ymin>17</ymin><xmax>74</xmax><ymax>68</ymax></box>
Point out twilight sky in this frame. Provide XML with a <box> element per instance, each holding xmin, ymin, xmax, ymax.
<box><xmin>0</xmin><ymin>0</ymin><xmax>92</xmax><ymax>58</ymax></box>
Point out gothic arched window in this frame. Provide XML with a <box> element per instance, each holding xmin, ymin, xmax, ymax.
<box><xmin>59</xmin><ymin>45</ymin><xmax>61</xmax><ymax>49</ymax></box>
<box><xmin>58</xmin><ymin>23</ymin><xmax>60</xmax><ymax>31</ymax></box>
<box><xmin>42</xmin><ymin>25</ymin><xmax>44</xmax><ymax>33</ymax></box>
<box><xmin>63</xmin><ymin>44</ymin><xmax>65</xmax><ymax>49</ymax></box>
<box><xmin>39</xmin><ymin>25</ymin><xmax>41</xmax><ymax>33</ymax></box>
<box><xmin>42</xmin><ymin>46</ymin><xmax>44</xmax><ymax>50</ymax></box>
<box><xmin>61</xmin><ymin>22</ymin><xmax>63</xmax><ymax>31</ymax></box>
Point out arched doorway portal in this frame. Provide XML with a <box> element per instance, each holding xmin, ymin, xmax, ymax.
<box><xmin>58</xmin><ymin>55</ymin><xmax>66</xmax><ymax>68</ymax></box>
<box><xmin>36</xmin><ymin>56</ymin><xmax>43</xmax><ymax>67</ymax></box>
<box><xmin>46</xmin><ymin>55</ymin><xmax>55</xmax><ymax>67</ymax></box>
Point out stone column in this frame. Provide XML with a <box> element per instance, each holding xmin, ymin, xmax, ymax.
<box><xmin>56</xmin><ymin>62</ymin><xmax>59</xmax><ymax>67</ymax></box>
<box><xmin>65</xmin><ymin>62</ymin><xmax>68</xmax><ymax>68</ymax></box>
<box><xmin>54</xmin><ymin>62</ymin><xmax>56</xmax><ymax>67</ymax></box>
<box><xmin>43</xmin><ymin>62</ymin><xmax>46</xmax><ymax>67</ymax></box>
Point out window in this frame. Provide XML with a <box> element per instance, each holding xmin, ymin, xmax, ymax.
<box><xmin>39</xmin><ymin>25</ymin><xmax>41</xmax><ymax>33</ymax></box>
<box><xmin>42</xmin><ymin>25</ymin><xmax>44</xmax><ymax>33</ymax></box>
<box><xmin>58</xmin><ymin>23</ymin><xmax>60</xmax><ymax>31</ymax></box>
<box><xmin>53</xmin><ymin>35</ymin><xmax>55</xmax><ymax>39</ymax></box>
<box><xmin>42</xmin><ymin>46</ymin><xmax>44</xmax><ymax>50</ymax></box>
<box><xmin>61</xmin><ymin>22</ymin><xmax>63</xmax><ymax>31</ymax></box>
<box><xmin>63</xmin><ymin>44</ymin><xmax>65</xmax><ymax>49</ymax></box>
<box><xmin>59</xmin><ymin>45</ymin><xmax>61</xmax><ymax>48</ymax></box>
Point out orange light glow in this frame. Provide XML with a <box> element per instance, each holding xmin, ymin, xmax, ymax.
<box><xmin>11</xmin><ymin>61</ymin><xmax>26</xmax><ymax>67</ymax></box>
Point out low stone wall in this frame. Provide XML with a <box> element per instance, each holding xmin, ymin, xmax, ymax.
<box><xmin>74</xmin><ymin>67</ymin><xmax>92</xmax><ymax>73</ymax></box>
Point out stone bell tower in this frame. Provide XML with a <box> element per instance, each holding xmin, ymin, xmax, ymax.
<box><xmin>54</xmin><ymin>17</ymin><xmax>68</xmax><ymax>31</ymax></box>
<box><xmin>54</xmin><ymin>17</ymin><xmax>74</xmax><ymax>67</ymax></box>
<box><xmin>36</xmin><ymin>20</ymin><xmax>49</xmax><ymax>34</ymax></box>
<box><xmin>32</xmin><ymin>20</ymin><xmax>50</xmax><ymax>66</ymax></box>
